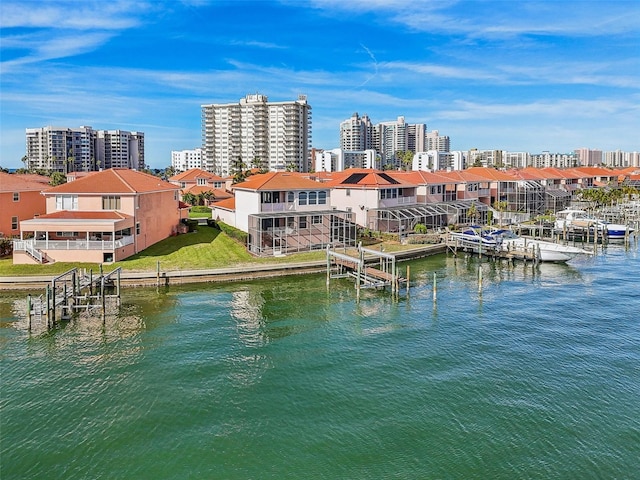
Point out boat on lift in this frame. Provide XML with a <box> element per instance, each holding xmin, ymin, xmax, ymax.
<box><xmin>554</xmin><ymin>209</ymin><xmax>634</xmax><ymax>239</ymax></box>
<box><xmin>450</xmin><ymin>227</ymin><xmax>591</xmax><ymax>262</ymax></box>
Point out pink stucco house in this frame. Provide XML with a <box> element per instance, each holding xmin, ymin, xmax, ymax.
<box><xmin>13</xmin><ymin>169</ymin><xmax>184</xmax><ymax>264</ymax></box>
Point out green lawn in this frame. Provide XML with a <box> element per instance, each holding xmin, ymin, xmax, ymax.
<box><xmin>0</xmin><ymin>226</ymin><xmax>329</xmax><ymax>276</ymax></box>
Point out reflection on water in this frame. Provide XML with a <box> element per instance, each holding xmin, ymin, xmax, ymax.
<box><xmin>1</xmin><ymin>245</ymin><xmax>639</xmax><ymax>480</ymax></box>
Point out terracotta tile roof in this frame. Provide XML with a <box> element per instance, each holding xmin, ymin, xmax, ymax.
<box><xmin>169</xmin><ymin>168</ymin><xmax>225</xmax><ymax>182</ymax></box>
<box><xmin>212</xmin><ymin>197</ymin><xmax>235</xmax><ymax>210</ymax></box>
<box><xmin>183</xmin><ymin>185</ymin><xmax>218</xmax><ymax>195</ymax></box>
<box><xmin>44</xmin><ymin>168</ymin><xmax>179</xmax><ymax>194</ymax></box>
<box><xmin>0</xmin><ymin>172</ymin><xmax>50</xmax><ymax>192</ymax></box>
<box><xmin>506</xmin><ymin>168</ymin><xmax>545</xmax><ymax>180</ymax></box>
<box><xmin>323</xmin><ymin>169</ymin><xmax>417</xmax><ymax>188</ymax></box>
<box><xmin>34</xmin><ymin>210</ymin><xmax>133</xmax><ymax>220</ymax></box>
<box><xmin>436</xmin><ymin>170</ymin><xmax>492</xmax><ymax>183</ymax></box>
<box><xmin>573</xmin><ymin>166</ymin><xmax>619</xmax><ymax>178</ymax></box>
<box><xmin>389</xmin><ymin>170</ymin><xmax>460</xmax><ymax>185</ymax></box>
<box><xmin>233</xmin><ymin>172</ymin><xmax>325</xmax><ymax>191</ymax></box>
<box><xmin>464</xmin><ymin>167</ymin><xmax>518</xmax><ymax>181</ymax></box>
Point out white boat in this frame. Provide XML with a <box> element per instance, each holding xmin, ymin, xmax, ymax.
<box><xmin>493</xmin><ymin>230</ymin><xmax>592</xmax><ymax>262</ymax></box>
<box><xmin>450</xmin><ymin>227</ymin><xmax>591</xmax><ymax>262</ymax></box>
<box><xmin>554</xmin><ymin>209</ymin><xmax>634</xmax><ymax>239</ymax></box>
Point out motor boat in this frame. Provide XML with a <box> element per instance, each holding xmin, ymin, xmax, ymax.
<box><xmin>449</xmin><ymin>227</ymin><xmax>591</xmax><ymax>262</ymax></box>
<box><xmin>554</xmin><ymin>209</ymin><xmax>634</xmax><ymax>239</ymax></box>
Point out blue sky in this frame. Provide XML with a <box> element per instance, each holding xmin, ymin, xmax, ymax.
<box><xmin>1</xmin><ymin>0</ymin><xmax>639</xmax><ymax>169</ymax></box>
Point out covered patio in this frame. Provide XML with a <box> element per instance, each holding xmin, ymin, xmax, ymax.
<box><xmin>367</xmin><ymin>204</ymin><xmax>449</xmax><ymax>234</ymax></box>
<box><xmin>14</xmin><ymin>211</ymin><xmax>135</xmax><ymax>264</ymax></box>
<box><xmin>247</xmin><ymin>210</ymin><xmax>356</xmax><ymax>257</ymax></box>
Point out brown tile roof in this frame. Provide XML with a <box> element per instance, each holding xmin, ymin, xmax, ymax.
<box><xmin>0</xmin><ymin>172</ymin><xmax>50</xmax><ymax>192</ymax></box>
<box><xmin>35</xmin><ymin>210</ymin><xmax>133</xmax><ymax>220</ymax></box>
<box><xmin>44</xmin><ymin>168</ymin><xmax>179</xmax><ymax>194</ymax></box>
<box><xmin>233</xmin><ymin>172</ymin><xmax>325</xmax><ymax>191</ymax></box>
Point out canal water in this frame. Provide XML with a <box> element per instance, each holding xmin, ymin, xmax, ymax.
<box><xmin>1</xmin><ymin>242</ymin><xmax>639</xmax><ymax>479</ymax></box>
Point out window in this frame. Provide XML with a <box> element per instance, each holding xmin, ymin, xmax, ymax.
<box><xmin>136</xmin><ymin>222</ymin><xmax>141</xmax><ymax>235</ymax></box>
<box><xmin>102</xmin><ymin>196</ymin><xmax>121</xmax><ymax>210</ymax></box>
<box><xmin>299</xmin><ymin>216</ymin><xmax>307</xmax><ymax>229</ymax></box>
<box><xmin>318</xmin><ymin>191</ymin><xmax>327</xmax><ymax>205</ymax></box>
<box><xmin>11</xmin><ymin>216</ymin><xmax>18</xmax><ymax>230</ymax></box>
<box><xmin>197</xmin><ymin>178</ymin><xmax>207</xmax><ymax>186</ymax></box>
<box><xmin>299</xmin><ymin>192</ymin><xmax>307</xmax><ymax>205</ymax></box>
<box><xmin>309</xmin><ymin>191</ymin><xmax>317</xmax><ymax>205</ymax></box>
<box><xmin>312</xmin><ymin>215</ymin><xmax>322</xmax><ymax>224</ymax></box>
<box><xmin>13</xmin><ymin>192</ymin><xmax>20</xmax><ymax>202</ymax></box>
<box><xmin>381</xmin><ymin>188</ymin><xmax>397</xmax><ymax>199</ymax></box>
<box><xmin>346</xmin><ymin>189</ymin><xmax>351</xmax><ymax>197</ymax></box>
<box><xmin>181</xmin><ymin>182</ymin><xmax>186</xmax><ymax>188</ymax></box>
<box><xmin>56</xmin><ymin>231</ymin><xmax>79</xmax><ymax>237</ymax></box>
<box><xmin>56</xmin><ymin>195</ymin><xmax>78</xmax><ymax>210</ymax></box>
<box><xmin>287</xmin><ymin>191</ymin><xmax>294</xmax><ymax>203</ymax></box>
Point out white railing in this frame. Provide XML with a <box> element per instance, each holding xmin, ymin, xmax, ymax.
<box><xmin>379</xmin><ymin>196</ymin><xmax>417</xmax><ymax>208</ymax></box>
<box><xmin>13</xmin><ymin>240</ymin><xmax>43</xmax><ymax>263</ymax></box>
<box><xmin>14</xmin><ymin>235</ymin><xmax>134</xmax><ymax>252</ymax></box>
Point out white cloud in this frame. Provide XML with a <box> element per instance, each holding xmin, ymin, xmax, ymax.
<box><xmin>0</xmin><ymin>0</ymin><xmax>145</xmax><ymax>30</ymax></box>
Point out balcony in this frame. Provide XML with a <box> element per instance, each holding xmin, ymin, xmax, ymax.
<box><xmin>14</xmin><ymin>235</ymin><xmax>134</xmax><ymax>252</ymax></box>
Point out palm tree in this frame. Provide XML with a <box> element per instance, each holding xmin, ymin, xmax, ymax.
<box><xmin>493</xmin><ymin>200</ymin><xmax>508</xmax><ymax>226</ymax></box>
<box><xmin>182</xmin><ymin>192</ymin><xmax>197</xmax><ymax>206</ymax></box>
<box><xmin>467</xmin><ymin>202</ymin><xmax>479</xmax><ymax>225</ymax></box>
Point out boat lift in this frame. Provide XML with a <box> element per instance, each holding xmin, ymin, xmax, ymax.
<box><xmin>326</xmin><ymin>243</ymin><xmax>406</xmax><ymax>300</ymax></box>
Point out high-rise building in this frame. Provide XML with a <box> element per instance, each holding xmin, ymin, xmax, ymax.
<box><xmin>339</xmin><ymin>114</ymin><xmax>428</xmax><ymax>168</ymax></box>
<box><xmin>425</xmin><ymin>130</ymin><xmax>450</xmax><ymax>152</ymax></box>
<box><xmin>96</xmin><ymin>130</ymin><xmax>145</xmax><ymax>170</ymax></box>
<box><xmin>171</xmin><ymin>148</ymin><xmax>204</xmax><ymax>172</ymax></box>
<box><xmin>202</xmin><ymin>93</ymin><xmax>312</xmax><ymax>176</ymax></box>
<box><xmin>575</xmin><ymin>148</ymin><xmax>603</xmax><ymax>166</ymax></box>
<box><xmin>339</xmin><ymin>113</ymin><xmax>374</xmax><ymax>151</ymax></box>
<box><xmin>25</xmin><ymin>126</ymin><xmax>144</xmax><ymax>172</ymax></box>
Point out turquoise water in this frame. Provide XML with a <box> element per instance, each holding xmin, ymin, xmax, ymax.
<box><xmin>1</xmin><ymin>243</ymin><xmax>639</xmax><ymax>479</ymax></box>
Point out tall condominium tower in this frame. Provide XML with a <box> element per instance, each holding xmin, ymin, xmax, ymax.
<box><xmin>25</xmin><ymin>126</ymin><xmax>145</xmax><ymax>172</ymax></box>
<box><xmin>339</xmin><ymin>112</ymin><xmax>374</xmax><ymax>151</ymax></box>
<box><xmin>339</xmin><ymin>114</ymin><xmax>427</xmax><ymax>168</ymax></box>
<box><xmin>201</xmin><ymin>93</ymin><xmax>312</xmax><ymax>175</ymax></box>
<box><xmin>425</xmin><ymin>130</ymin><xmax>450</xmax><ymax>152</ymax></box>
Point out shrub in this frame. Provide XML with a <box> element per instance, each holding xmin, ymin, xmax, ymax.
<box><xmin>414</xmin><ymin>223</ymin><xmax>428</xmax><ymax>234</ymax></box>
<box><xmin>218</xmin><ymin>222</ymin><xmax>248</xmax><ymax>245</ymax></box>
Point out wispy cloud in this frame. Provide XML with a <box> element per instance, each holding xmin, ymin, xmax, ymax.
<box><xmin>0</xmin><ymin>0</ymin><xmax>146</xmax><ymax>30</ymax></box>
<box><xmin>228</xmin><ymin>40</ymin><xmax>287</xmax><ymax>49</ymax></box>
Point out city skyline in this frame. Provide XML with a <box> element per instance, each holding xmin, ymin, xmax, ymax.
<box><xmin>1</xmin><ymin>0</ymin><xmax>639</xmax><ymax>170</ymax></box>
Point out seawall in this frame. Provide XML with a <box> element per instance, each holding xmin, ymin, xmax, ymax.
<box><xmin>0</xmin><ymin>244</ymin><xmax>447</xmax><ymax>291</ymax></box>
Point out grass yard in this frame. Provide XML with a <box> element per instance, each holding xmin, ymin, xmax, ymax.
<box><xmin>0</xmin><ymin>226</ymin><xmax>329</xmax><ymax>276</ymax></box>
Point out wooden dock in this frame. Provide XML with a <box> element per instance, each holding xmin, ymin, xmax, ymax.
<box><xmin>25</xmin><ymin>266</ymin><xmax>122</xmax><ymax>331</ymax></box>
<box><xmin>326</xmin><ymin>244</ymin><xmax>406</xmax><ymax>299</ymax></box>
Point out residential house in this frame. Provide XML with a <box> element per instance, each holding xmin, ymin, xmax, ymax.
<box><xmin>231</xmin><ymin>172</ymin><xmax>356</xmax><ymax>256</ymax></box>
<box><xmin>0</xmin><ymin>172</ymin><xmax>50</xmax><ymax>238</ymax></box>
<box><xmin>323</xmin><ymin>169</ymin><xmax>438</xmax><ymax>233</ymax></box>
<box><xmin>169</xmin><ymin>168</ymin><xmax>228</xmax><ymax>205</ymax></box>
<box><xmin>13</xmin><ymin>169</ymin><xmax>184</xmax><ymax>264</ymax></box>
